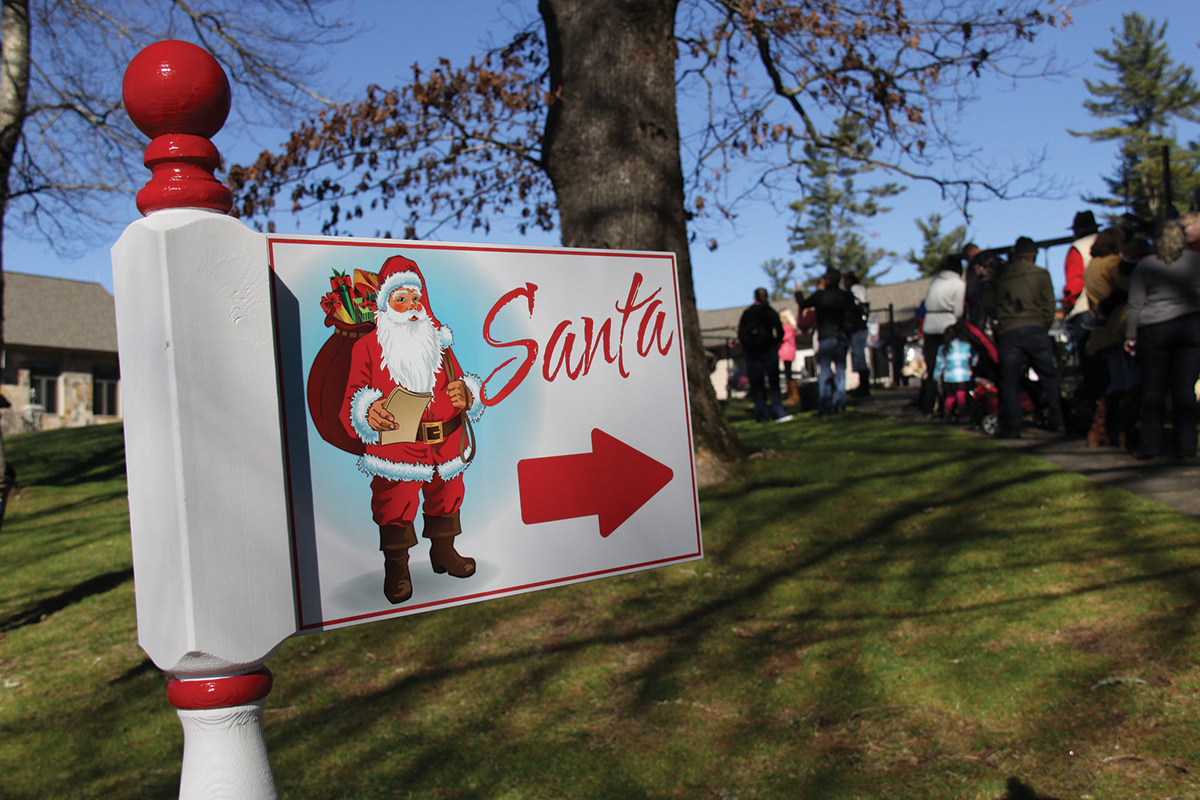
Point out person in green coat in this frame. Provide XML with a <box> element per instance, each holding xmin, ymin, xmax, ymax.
<box><xmin>984</xmin><ymin>237</ymin><xmax>1064</xmax><ymax>439</ymax></box>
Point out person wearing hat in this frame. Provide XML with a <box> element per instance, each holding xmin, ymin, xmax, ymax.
<box><xmin>1063</xmin><ymin>210</ymin><xmax>1100</xmax><ymax>316</ymax></box>
<box><xmin>1064</xmin><ymin>210</ymin><xmax>1108</xmax><ymax>422</ymax></box>
<box><xmin>342</xmin><ymin>255</ymin><xmax>486</xmax><ymax>604</ymax></box>
<box><xmin>984</xmin><ymin>237</ymin><xmax>1064</xmax><ymax>438</ymax></box>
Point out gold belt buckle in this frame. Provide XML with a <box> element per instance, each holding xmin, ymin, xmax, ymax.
<box><xmin>424</xmin><ymin>422</ymin><xmax>444</xmax><ymax>444</ymax></box>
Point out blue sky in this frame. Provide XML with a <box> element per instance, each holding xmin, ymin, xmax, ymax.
<box><xmin>9</xmin><ymin>0</ymin><xmax>1200</xmax><ymax>309</ymax></box>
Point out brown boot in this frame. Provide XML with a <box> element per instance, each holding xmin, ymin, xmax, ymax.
<box><xmin>1087</xmin><ymin>399</ymin><xmax>1110</xmax><ymax>447</ymax></box>
<box><xmin>424</xmin><ymin>512</ymin><xmax>475</xmax><ymax>578</ymax></box>
<box><xmin>785</xmin><ymin>379</ymin><xmax>801</xmax><ymax>406</ymax></box>
<box><xmin>380</xmin><ymin>524</ymin><xmax>417</xmax><ymax>604</ymax></box>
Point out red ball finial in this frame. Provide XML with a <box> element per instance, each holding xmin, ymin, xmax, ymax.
<box><xmin>123</xmin><ymin>40</ymin><xmax>233</xmax><ymax>216</ymax></box>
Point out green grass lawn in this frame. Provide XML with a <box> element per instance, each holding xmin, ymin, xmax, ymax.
<box><xmin>3</xmin><ymin>411</ymin><xmax>1200</xmax><ymax>799</ymax></box>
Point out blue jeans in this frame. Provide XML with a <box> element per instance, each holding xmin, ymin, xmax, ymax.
<box><xmin>850</xmin><ymin>329</ymin><xmax>869</xmax><ymax>372</ymax></box>
<box><xmin>816</xmin><ymin>337</ymin><xmax>849</xmax><ymax>413</ymax></box>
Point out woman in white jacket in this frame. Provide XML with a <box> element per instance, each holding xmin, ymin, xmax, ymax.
<box><xmin>920</xmin><ymin>255</ymin><xmax>966</xmax><ymax>415</ymax></box>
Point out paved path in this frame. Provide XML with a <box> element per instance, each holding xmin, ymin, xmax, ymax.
<box><xmin>848</xmin><ymin>386</ymin><xmax>1200</xmax><ymax>519</ymax></box>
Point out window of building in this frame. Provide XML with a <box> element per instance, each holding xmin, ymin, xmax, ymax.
<box><xmin>30</xmin><ymin>364</ymin><xmax>60</xmax><ymax>414</ymax></box>
<box><xmin>93</xmin><ymin>366</ymin><xmax>119</xmax><ymax>417</ymax></box>
<box><xmin>94</xmin><ymin>379</ymin><xmax>118</xmax><ymax>416</ymax></box>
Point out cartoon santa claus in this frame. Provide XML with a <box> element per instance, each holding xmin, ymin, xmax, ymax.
<box><xmin>341</xmin><ymin>255</ymin><xmax>485</xmax><ymax>604</ymax></box>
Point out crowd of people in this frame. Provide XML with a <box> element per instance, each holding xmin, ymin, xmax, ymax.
<box><xmin>736</xmin><ymin>269</ymin><xmax>871</xmax><ymax>421</ymax></box>
<box><xmin>920</xmin><ymin>209</ymin><xmax>1200</xmax><ymax>457</ymax></box>
<box><xmin>735</xmin><ymin>208</ymin><xmax>1200</xmax><ymax>461</ymax></box>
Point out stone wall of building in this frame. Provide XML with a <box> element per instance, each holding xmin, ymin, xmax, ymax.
<box><xmin>1</xmin><ymin>347</ymin><xmax>121</xmax><ymax>435</ymax></box>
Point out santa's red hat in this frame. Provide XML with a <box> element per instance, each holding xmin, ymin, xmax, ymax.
<box><xmin>375</xmin><ymin>255</ymin><xmax>453</xmax><ymax>349</ymax></box>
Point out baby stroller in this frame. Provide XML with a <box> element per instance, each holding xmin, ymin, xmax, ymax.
<box><xmin>957</xmin><ymin>321</ymin><xmax>1051</xmax><ymax>435</ymax></box>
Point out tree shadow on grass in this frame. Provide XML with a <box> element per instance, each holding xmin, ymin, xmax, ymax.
<box><xmin>155</xmin><ymin>417</ymin><xmax>1200</xmax><ymax>795</ymax></box>
<box><xmin>0</xmin><ymin>567</ymin><xmax>132</xmax><ymax>632</ymax></box>
<box><xmin>222</xmin><ymin>464</ymin><xmax>1182</xmax><ymax>795</ymax></box>
<box><xmin>1003</xmin><ymin>777</ymin><xmax>1062</xmax><ymax>799</ymax></box>
<box><xmin>3</xmin><ymin>488</ymin><xmax>129</xmax><ymax>530</ymax></box>
<box><xmin>7</xmin><ymin>425</ymin><xmax>127</xmax><ymax>487</ymax></box>
<box><xmin>108</xmin><ymin>657</ymin><xmax>157</xmax><ymax>686</ymax></box>
<box><xmin>11</xmin><ymin>412</ymin><xmax>1200</xmax><ymax>798</ymax></box>
<box><xmin>696</xmin><ymin>416</ymin><xmax>1200</xmax><ymax>796</ymax></box>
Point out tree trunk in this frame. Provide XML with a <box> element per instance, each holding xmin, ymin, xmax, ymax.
<box><xmin>0</xmin><ymin>0</ymin><xmax>31</xmax><ymax>514</ymax></box>
<box><xmin>538</xmin><ymin>0</ymin><xmax>742</xmax><ymax>466</ymax></box>
<box><xmin>0</xmin><ymin>0</ymin><xmax>29</xmax><ymax>315</ymax></box>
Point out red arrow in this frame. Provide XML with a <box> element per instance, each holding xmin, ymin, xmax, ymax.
<box><xmin>517</xmin><ymin>429</ymin><xmax>674</xmax><ymax>537</ymax></box>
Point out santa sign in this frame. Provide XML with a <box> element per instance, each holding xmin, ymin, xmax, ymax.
<box><xmin>270</xmin><ymin>236</ymin><xmax>702</xmax><ymax>631</ymax></box>
<box><xmin>113</xmin><ymin>40</ymin><xmax>700</xmax><ymax>800</ymax></box>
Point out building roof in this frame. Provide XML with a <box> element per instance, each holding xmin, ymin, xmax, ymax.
<box><xmin>863</xmin><ymin>277</ymin><xmax>932</xmax><ymax>324</ymax></box>
<box><xmin>698</xmin><ymin>277</ymin><xmax>934</xmax><ymax>350</ymax></box>
<box><xmin>698</xmin><ymin>300</ymin><xmax>797</xmax><ymax>350</ymax></box>
<box><xmin>5</xmin><ymin>271</ymin><xmax>118</xmax><ymax>353</ymax></box>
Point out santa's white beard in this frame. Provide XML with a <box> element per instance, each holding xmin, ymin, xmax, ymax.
<box><xmin>375</xmin><ymin>305</ymin><xmax>443</xmax><ymax>393</ymax></box>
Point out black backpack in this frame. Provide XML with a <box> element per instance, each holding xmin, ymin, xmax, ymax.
<box><xmin>739</xmin><ymin>306</ymin><xmax>778</xmax><ymax>352</ymax></box>
<box><xmin>842</xmin><ymin>295</ymin><xmax>869</xmax><ymax>334</ymax></box>
<box><xmin>741</xmin><ymin>319</ymin><xmax>775</xmax><ymax>352</ymax></box>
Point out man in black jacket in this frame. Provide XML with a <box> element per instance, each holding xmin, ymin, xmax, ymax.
<box><xmin>798</xmin><ymin>270</ymin><xmax>853</xmax><ymax>414</ymax></box>
<box><xmin>738</xmin><ymin>287</ymin><xmax>790</xmax><ymax>422</ymax></box>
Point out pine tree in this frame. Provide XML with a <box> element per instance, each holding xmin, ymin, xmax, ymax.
<box><xmin>905</xmin><ymin>214</ymin><xmax>968</xmax><ymax>277</ymax></box>
<box><xmin>787</xmin><ymin>117</ymin><xmax>903</xmax><ymax>287</ymax></box>
<box><xmin>759</xmin><ymin>258</ymin><xmax>798</xmax><ymax>300</ymax></box>
<box><xmin>1069</xmin><ymin>12</ymin><xmax>1200</xmax><ymax>225</ymax></box>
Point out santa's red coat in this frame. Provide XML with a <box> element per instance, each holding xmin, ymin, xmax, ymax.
<box><xmin>341</xmin><ymin>329</ymin><xmax>484</xmax><ymax>484</ymax></box>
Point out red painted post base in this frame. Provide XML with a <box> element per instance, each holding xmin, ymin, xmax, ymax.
<box><xmin>168</xmin><ymin>667</ymin><xmax>273</xmax><ymax>710</ymax></box>
<box><xmin>169</xmin><ymin>668</ymin><xmax>278</xmax><ymax>800</ymax></box>
<box><xmin>138</xmin><ymin>133</ymin><xmax>233</xmax><ymax>216</ymax></box>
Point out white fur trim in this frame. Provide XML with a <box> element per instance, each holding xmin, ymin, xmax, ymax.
<box><xmin>460</xmin><ymin>372</ymin><xmax>485</xmax><ymax>423</ymax></box>
<box><xmin>376</xmin><ymin>270</ymin><xmax>424</xmax><ymax>312</ymax></box>
<box><xmin>437</xmin><ymin>456</ymin><xmax>470</xmax><ymax>482</ymax></box>
<box><xmin>357</xmin><ymin>454</ymin><xmax>435</xmax><ymax>483</ymax></box>
<box><xmin>438</xmin><ymin>325</ymin><xmax>454</xmax><ymax>349</ymax></box>
<box><xmin>350</xmin><ymin>386</ymin><xmax>383</xmax><ymax>444</ymax></box>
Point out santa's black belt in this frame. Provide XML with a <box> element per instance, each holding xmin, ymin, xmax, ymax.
<box><xmin>416</xmin><ymin>414</ymin><xmax>462</xmax><ymax>445</ymax></box>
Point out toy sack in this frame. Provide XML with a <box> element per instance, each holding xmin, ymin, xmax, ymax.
<box><xmin>306</xmin><ymin>269</ymin><xmax>379</xmax><ymax>455</ymax></box>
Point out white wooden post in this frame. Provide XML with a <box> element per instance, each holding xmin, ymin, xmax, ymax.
<box><xmin>112</xmin><ymin>40</ymin><xmax>295</xmax><ymax>800</ymax></box>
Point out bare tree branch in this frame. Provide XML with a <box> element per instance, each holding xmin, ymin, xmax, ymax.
<box><xmin>230</xmin><ymin>0</ymin><xmax>1077</xmax><ymax>242</ymax></box>
<box><xmin>0</xmin><ymin>0</ymin><xmax>354</xmax><ymax>254</ymax></box>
